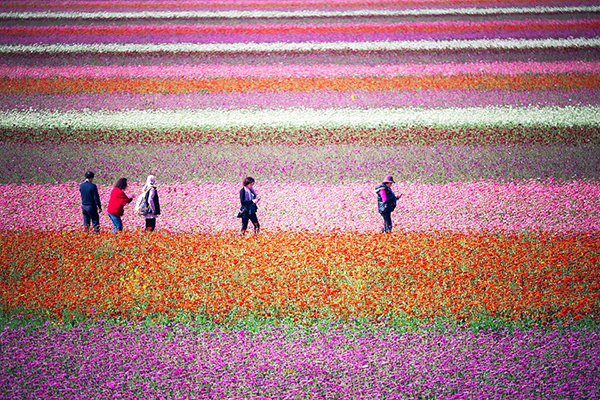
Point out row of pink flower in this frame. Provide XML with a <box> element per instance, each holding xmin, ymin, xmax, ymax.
<box><xmin>2</xmin><ymin>0</ymin><xmax>595</xmax><ymax>11</ymax></box>
<box><xmin>8</xmin><ymin>30</ymin><xmax>597</xmax><ymax>44</ymax></box>
<box><xmin>1</xmin><ymin>180</ymin><xmax>597</xmax><ymax>233</ymax></box>
<box><xmin>2</xmin><ymin>61</ymin><xmax>597</xmax><ymax>78</ymax></box>
<box><xmin>2</xmin><ymin>19</ymin><xmax>596</xmax><ymax>36</ymax></box>
<box><xmin>3</xmin><ymin>89</ymin><xmax>596</xmax><ymax>111</ymax></box>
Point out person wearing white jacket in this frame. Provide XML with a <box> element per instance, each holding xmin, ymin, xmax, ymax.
<box><xmin>142</xmin><ymin>175</ymin><xmax>160</xmax><ymax>231</ymax></box>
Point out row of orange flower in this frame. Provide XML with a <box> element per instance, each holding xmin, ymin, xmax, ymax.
<box><xmin>1</xmin><ymin>230</ymin><xmax>598</xmax><ymax>325</ymax></box>
<box><xmin>1</xmin><ymin>74</ymin><xmax>598</xmax><ymax>94</ymax></box>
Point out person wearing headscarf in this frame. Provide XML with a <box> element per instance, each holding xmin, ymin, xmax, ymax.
<box><xmin>141</xmin><ymin>175</ymin><xmax>160</xmax><ymax>232</ymax></box>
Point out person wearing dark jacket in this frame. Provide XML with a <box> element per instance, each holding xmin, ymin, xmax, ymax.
<box><xmin>239</xmin><ymin>177</ymin><xmax>260</xmax><ymax>234</ymax></box>
<box><xmin>107</xmin><ymin>178</ymin><xmax>133</xmax><ymax>233</ymax></box>
<box><xmin>79</xmin><ymin>171</ymin><xmax>102</xmax><ymax>233</ymax></box>
<box><xmin>376</xmin><ymin>175</ymin><xmax>402</xmax><ymax>233</ymax></box>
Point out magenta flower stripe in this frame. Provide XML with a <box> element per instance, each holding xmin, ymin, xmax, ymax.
<box><xmin>1</xmin><ymin>324</ymin><xmax>599</xmax><ymax>399</ymax></box>
<box><xmin>3</xmin><ymin>1</ymin><xmax>599</xmax><ymax>12</ymax></box>
<box><xmin>2</xmin><ymin>61</ymin><xmax>599</xmax><ymax>78</ymax></box>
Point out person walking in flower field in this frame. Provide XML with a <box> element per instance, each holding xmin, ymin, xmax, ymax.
<box><xmin>79</xmin><ymin>171</ymin><xmax>102</xmax><ymax>233</ymax></box>
<box><xmin>376</xmin><ymin>175</ymin><xmax>402</xmax><ymax>233</ymax></box>
<box><xmin>135</xmin><ymin>175</ymin><xmax>161</xmax><ymax>232</ymax></box>
<box><xmin>238</xmin><ymin>177</ymin><xmax>261</xmax><ymax>234</ymax></box>
<box><xmin>107</xmin><ymin>178</ymin><xmax>133</xmax><ymax>233</ymax></box>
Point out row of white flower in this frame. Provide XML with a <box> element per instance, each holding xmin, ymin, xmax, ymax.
<box><xmin>0</xmin><ymin>6</ymin><xmax>598</xmax><ymax>19</ymax></box>
<box><xmin>2</xmin><ymin>38</ymin><xmax>599</xmax><ymax>54</ymax></box>
<box><xmin>2</xmin><ymin>107</ymin><xmax>598</xmax><ymax>131</ymax></box>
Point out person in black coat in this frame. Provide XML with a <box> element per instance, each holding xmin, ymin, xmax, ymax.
<box><xmin>79</xmin><ymin>171</ymin><xmax>102</xmax><ymax>233</ymax></box>
<box><xmin>239</xmin><ymin>177</ymin><xmax>260</xmax><ymax>234</ymax></box>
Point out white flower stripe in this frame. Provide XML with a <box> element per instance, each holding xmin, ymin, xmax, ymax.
<box><xmin>1</xmin><ymin>38</ymin><xmax>599</xmax><ymax>54</ymax></box>
<box><xmin>1</xmin><ymin>107</ymin><xmax>598</xmax><ymax>131</ymax></box>
<box><xmin>1</xmin><ymin>6</ymin><xmax>598</xmax><ymax>19</ymax></box>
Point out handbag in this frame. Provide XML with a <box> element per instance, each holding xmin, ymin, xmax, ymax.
<box><xmin>236</xmin><ymin>206</ymin><xmax>246</xmax><ymax>218</ymax></box>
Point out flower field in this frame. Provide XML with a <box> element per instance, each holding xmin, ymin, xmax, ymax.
<box><xmin>1</xmin><ymin>0</ymin><xmax>599</xmax><ymax>398</ymax></box>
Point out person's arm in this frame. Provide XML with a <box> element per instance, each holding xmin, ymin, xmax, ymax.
<box><xmin>118</xmin><ymin>190</ymin><xmax>132</xmax><ymax>206</ymax></box>
<box><xmin>93</xmin><ymin>185</ymin><xmax>102</xmax><ymax>211</ymax></box>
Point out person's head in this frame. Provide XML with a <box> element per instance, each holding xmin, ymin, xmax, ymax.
<box><xmin>146</xmin><ymin>175</ymin><xmax>156</xmax><ymax>187</ymax></box>
<box><xmin>85</xmin><ymin>171</ymin><xmax>95</xmax><ymax>181</ymax></box>
<box><xmin>114</xmin><ymin>178</ymin><xmax>128</xmax><ymax>190</ymax></box>
<box><xmin>383</xmin><ymin>175</ymin><xmax>395</xmax><ymax>187</ymax></box>
<box><xmin>243</xmin><ymin>177</ymin><xmax>255</xmax><ymax>189</ymax></box>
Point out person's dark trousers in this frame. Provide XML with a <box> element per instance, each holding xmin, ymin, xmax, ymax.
<box><xmin>381</xmin><ymin>211</ymin><xmax>393</xmax><ymax>233</ymax></box>
<box><xmin>145</xmin><ymin>218</ymin><xmax>156</xmax><ymax>231</ymax></box>
<box><xmin>241</xmin><ymin>213</ymin><xmax>260</xmax><ymax>234</ymax></box>
<box><xmin>82</xmin><ymin>205</ymin><xmax>100</xmax><ymax>233</ymax></box>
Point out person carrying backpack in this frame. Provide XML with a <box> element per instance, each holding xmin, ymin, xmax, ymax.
<box><xmin>376</xmin><ymin>175</ymin><xmax>402</xmax><ymax>233</ymax></box>
<box><xmin>137</xmin><ymin>175</ymin><xmax>160</xmax><ymax>231</ymax></box>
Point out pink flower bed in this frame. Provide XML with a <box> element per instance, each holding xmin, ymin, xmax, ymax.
<box><xmin>3</xmin><ymin>0</ymin><xmax>597</xmax><ymax>12</ymax></box>
<box><xmin>1</xmin><ymin>180</ymin><xmax>597</xmax><ymax>233</ymax></box>
<box><xmin>2</xmin><ymin>90</ymin><xmax>597</xmax><ymax>111</ymax></box>
<box><xmin>2</xmin><ymin>61</ymin><xmax>598</xmax><ymax>78</ymax></box>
